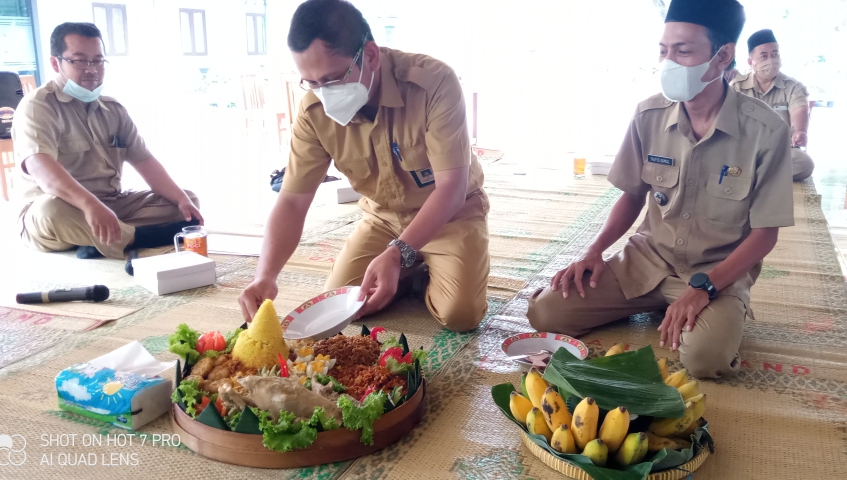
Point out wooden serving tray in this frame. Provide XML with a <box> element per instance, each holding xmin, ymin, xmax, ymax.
<box><xmin>520</xmin><ymin>430</ymin><xmax>710</xmax><ymax>480</ymax></box>
<box><xmin>171</xmin><ymin>380</ymin><xmax>426</xmax><ymax>468</ymax></box>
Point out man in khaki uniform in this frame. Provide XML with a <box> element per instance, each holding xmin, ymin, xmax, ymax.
<box><xmin>731</xmin><ymin>29</ymin><xmax>814</xmax><ymax>181</ymax></box>
<box><xmin>527</xmin><ymin>0</ymin><xmax>794</xmax><ymax>378</ymax></box>
<box><xmin>238</xmin><ymin>0</ymin><xmax>488</xmax><ymax>332</ymax></box>
<box><xmin>13</xmin><ymin>23</ymin><xmax>201</xmax><ymax>272</ymax></box>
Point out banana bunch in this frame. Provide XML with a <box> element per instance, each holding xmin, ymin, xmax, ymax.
<box><xmin>647</xmin><ymin>362</ymin><xmax>708</xmax><ymax>445</ymax></box>
<box><xmin>509</xmin><ymin>361</ymin><xmax>707</xmax><ymax>470</ymax></box>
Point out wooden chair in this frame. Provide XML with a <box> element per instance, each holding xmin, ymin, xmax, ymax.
<box><xmin>0</xmin><ymin>139</ymin><xmax>14</xmax><ymax>201</ymax></box>
<box><xmin>19</xmin><ymin>75</ymin><xmax>37</xmax><ymax>94</ymax></box>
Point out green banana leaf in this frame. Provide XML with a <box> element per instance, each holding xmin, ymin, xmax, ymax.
<box><xmin>492</xmin><ymin>383</ymin><xmax>651</xmax><ymax>480</ymax></box>
<box><xmin>649</xmin><ymin>422</ymin><xmax>713</xmax><ymax>473</ymax></box>
<box><xmin>543</xmin><ymin>346</ymin><xmax>685</xmax><ymax>418</ymax></box>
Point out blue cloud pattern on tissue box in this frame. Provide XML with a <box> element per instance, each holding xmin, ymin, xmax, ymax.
<box><xmin>56</xmin><ymin>364</ymin><xmax>166</xmax><ymax>427</ymax></box>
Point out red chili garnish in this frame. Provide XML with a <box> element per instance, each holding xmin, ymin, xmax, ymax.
<box><xmin>360</xmin><ymin>386</ymin><xmax>377</xmax><ymax>402</ymax></box>
<box><xmin>369</xmin><ymin>327</ymin><xmax>386</xmax><ymax>342</ymax></box>
<box><xmin>215</xmin><ymin>396</ymin><xmax>226</xmax><ymax>417</ymax></box>
<box><xmin>378</xmin><ymin>347</ymin><xmax>403</xmax><ymax>367</ymax></box>
<box><xmin>278</xmin><ymin>353</ymin><xmax>290</xmax><ymax>377</ymax></box>
<box><xmin>401</xmin><ymin>351</ymin><xmax>414</xmax><ymax>364</ymax></box>
<box><xmin>196</xmin><ymin>396</ymin><xmax>211</xmax><ymax>414</ymax></box>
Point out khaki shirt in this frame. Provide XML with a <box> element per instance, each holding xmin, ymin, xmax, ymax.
<box><xmin>607</xmin><ymin>87</ymin><xmax>794</xmax><ymax>305</ymax></box>
<box><xmin>11</xmin><ymin>79</ymin><xmax>152</xmax><ymax>205</ymax></box>
<box><xmin>730</xmin><ymin>72</ymin><xmax>809</xmax><ymax>132</ymax></box>
<box><xmin>283</xmin><ymin>47</ymin><xmax>486</xmax><ymax>225</ymax></box>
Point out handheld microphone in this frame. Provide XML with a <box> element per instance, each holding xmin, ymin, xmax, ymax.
<box><xmin>15</xmin><ymin>285</ymin><xmax>110</xmax><ymax>304</ymax></box>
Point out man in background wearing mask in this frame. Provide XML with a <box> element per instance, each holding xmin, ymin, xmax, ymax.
<box><xmin>238</xmin><ymin>0</ymin><xmax>489</xmax><ymax>332</ymax></box>
<box><xmin>527</xmin><ymin>0</ymin><xmax>793</xmax><ymax>379</ymax></box>
<box><xmin>731</xmin><ymin>29</ymin><xmax>814</xmax><ymax>181</ymax></box>
<box><xmin>12</xmin><ymin>22</ymin><xmax>201</xmax><ymax>273</ymax></box>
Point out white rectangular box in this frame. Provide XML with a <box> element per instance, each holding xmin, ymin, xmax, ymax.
<box><xmin>132</xmin><ymin>251</ymin><xmax>216</xmax><ymax>295</ymax></box>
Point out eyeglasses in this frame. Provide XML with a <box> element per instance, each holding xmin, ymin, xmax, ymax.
<box><xmin>299</xmin><ymin>45</ymin><xmax>364</xmax><ymax>91</ymax></box>
<box><xmin>58</xmin><ymin>57</ymin><xmax>109</xmax><ymax>70</ymax></box>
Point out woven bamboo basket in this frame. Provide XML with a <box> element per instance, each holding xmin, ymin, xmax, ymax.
<box><xmin>520</xmin><ymin>430</ymin><xmax>710</xmax><ymax>480</ymax></box>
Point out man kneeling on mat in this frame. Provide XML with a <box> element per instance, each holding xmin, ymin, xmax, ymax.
<box><xmin>526</xmin><ymin>0</ymin><xmax>794</xmax><ymax>379</ymax></box>
<box><xmin>12</xmin><ymin>23</ymin><xmax>202</xmax><ymax>274</ymax></box>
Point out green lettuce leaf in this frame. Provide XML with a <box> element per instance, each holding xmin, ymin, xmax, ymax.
<box><xmin>381</xmin><ymin>336</ymin><xmax>402</xmax><ymax>351</ymax></box>
<box><xmin>308</xmin><ymin>407</ymin><xmax>339</xmax><ymax>431</ymax></box>
<box><xmin>224</xmin><ymin>410</ymin><xmax>242</xmax><ymax>431</ymax></box>
<box><xmin>172</xmin><ymin>379</ymin><xmax>201</xmax><ymax>417</ymax></box>
<box><xmin>314</xmin><ymin>374</ymin><xmax>347</xmax><ymax>393</ymax></box>
<box><xmin>338</xmin><ymin>390</ymin><xmax>387</xmax><ymax>445</ymax></box>
<box><xmin>384</xmin><ymin>349</ymin><xmax>428</xmax><ymax>375</ymax></box>
<box><xmin>223</xmin><ymin>328</ymin><xmax>243</xmax><ymax>354</ymax></box>
<box><xmin>168</xmin><ymin>324</ymin><xmax>201</xmax><ymax>364</ymax></box>
<box><xmin>257</xmin><ymin>409</ymin><xmax>318</xmax><ymax>452</ymax></box>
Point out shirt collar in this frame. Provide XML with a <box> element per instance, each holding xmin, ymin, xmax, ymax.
<box><xmin>664</xmin><ymin>84</ymin><xmax>740</xmax><ymax>140</ymax></box>
<box><xmin>741</xmin><ymin>71</ymin><xmax>786</xmax><ymax>94</ymax></box>
<box><xmin>377</xmin><ymin>50</ymin><xmax>405</xmax><ymax>108</ymax></box>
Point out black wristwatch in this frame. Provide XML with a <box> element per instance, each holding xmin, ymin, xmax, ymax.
<box><xmin>689</xmin><ymin>272</ymin><xmax>717</xmax><ymax>299</ymax></box>
<box><xmin>388</xmin><ymin>239</ymin><xmax>417</xmax><ymax>268</ymax></box>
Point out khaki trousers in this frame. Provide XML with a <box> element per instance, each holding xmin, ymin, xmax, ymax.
<box><xmin>526</xmin><ymin>266</ymin><xmax>745</xmax><ymax>379</ymax></box>
<box><xmin>791</xmin><ymin>148</ymin><xmax>814</xmax><ymax>182</ymax></box>
<box><xmin>324</xmin><ymin>198</ymin><xmax>490</xmax><ymax>333</ymax></box>
<box><xmin>18</xmin><ymin>190</ymin><xmax>198</xmax><ymax>260</ymax></box>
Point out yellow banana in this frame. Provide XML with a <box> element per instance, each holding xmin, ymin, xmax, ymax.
<box><xmin>605</xmin><ymin>342</ymin><xmax>626</xmax><ymax>356</ymax></box>
<box><xmin>571</xmin><ymin>397</ymin><xmax>599</xmax><ymax>450</ymax></box>
<box><xmin>527</xmin><ymin>407</ymin><xmax>553</xmax><ymax>442</ymax></box>
<box><xmin>674</xmin><ymin>417</ymin><xmax>706</xmax><ymax>438</ymax></box>
<box><xmin>525</xmin><ymin>368</ymin><xmax>548</xmax><ymax>409</ymax></box>
<box><xmin>649</xmin><ymin>394</ymin><xmax>705</xmax><ymax>437</ymax></box>
<box><xmin>657</xmin><ymin>357</ymin><xmax>669</xmax><ymax>381</ymax></box>
<box><xmin>541</xmin><ymin>387</ymin><xmax>572</xmax><ymax>431</ymax></box>
<box><xmin>646</xmin><ymin>432</ymin><xmax>691</xmax><ymax>451</ymax></box>
<box><xmin>664</xmin><ymin>368</ymin><xmax>688</xmax><ymax>388</ymax></box>
<box><xmin>614</xmin><ymin>432</ymin><xmax>648</xmax><ymax>466</ymax></box>
<box><xmin>598</xmin><ymin>406</ymin><xmax>630</xmax><ymax>453</ymax></box>
<box><xmin>582</xmin><ymin>439</ymin><xmax>609</xmax><ymax>467</ymax></box>
<box><xmin>677</xmin><ymin>380</ymin><xmax>699</xmax><ymax>401</ymax></box>
<box><xmin>509</xmin><ymin>391</ymin><xmax>534</xmax><ymax>425</ymax></box>
<box><xmin>551</xmin><ymin>424</ymin><xmax>578</xmax><ymax>454</ymax></box>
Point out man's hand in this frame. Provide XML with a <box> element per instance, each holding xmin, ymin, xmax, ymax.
<box><xmin>238</xmin><ymin>277</ymin><xmax>278</xmax><ymax>322</ymax></box>
<box><xmin>356</xmin><ymin>247</ymin><xmax>402</xmax><ymax>319</ymax></box>
<box><xmin>550</xmin><ymin>249</ymin><xmax>605</xmax><ymax>299</ymax></box>
<box><xmin>658</xmin><ymin>287</ymin><xmax>710</xmax><ymax>351</ymax></box>
<box><xmin>83</xmin><ymin>201</ymin><xmax>122</xmax><ymax>245</ymax></box>
<box><xmin>792</xmin><ymin>131</ymin><xmax>808</xmax><ymax>148</ymax></box>
<box><xmin>178</xmin><ymin>197</ymin><xmax>204</xmax><ymax>224</ymax></box>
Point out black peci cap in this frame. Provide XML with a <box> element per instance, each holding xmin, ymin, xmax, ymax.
<box><xmin>665</xmin><ymin>0</ymin><xmax>746</xmax><ymax>44</ymax></box>
<box><xmin>747</xmin><ymin>29</ymin><xmax>778</xmax><ymax>52</ymax></box>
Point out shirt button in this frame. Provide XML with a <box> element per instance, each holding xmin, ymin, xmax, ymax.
<box><xmin>744</xmin><ymin>105</ymin><xmax>755</xmax><ymax>113</ymax></box>
<box><xmin>382</xmin><ymin>162</ymin><xmax>388</xmax><ymax>167</ymax></box>
<box><xmin>391</xmin><ymin>194</ymin><xmax>397</xmax><ymax>199</ymax></box>
<box><xmin>678</xmin><ymin>267</ymin><xmax>687</xmax><ymax>274</ymax></box>
<box><xmin>687</xmin><ymin>179</ymin><xmax>695</xmax><ymax>186</ymax></box>
<box><xmin>725</xmin><ymin>188</ymin><xmax>732</xmax><ymax>194</ymax></box>
<box><xmin>657</xmin><ymin>175</ymin><xmax>664</xmax><ymax>182</ymax></box>
<box><xmin>676</xmin><ymin>239</ymin><xmax>684</xmax><ymax>245</ymax></box>
<box><xmin>683</xmin><ymin>213</ymin><xmax>690</xmax><ymax>219</ymax></box>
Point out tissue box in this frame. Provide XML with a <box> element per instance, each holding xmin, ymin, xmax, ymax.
<box><xmin>55</xmin><ymin>342</ymin><xmax>174</xmax><ymax>430</ymax></box>
<box><xmin>132</xmin><ymin>251</ymin><xmax>216</xmax><ymax>295</ymax></box>
<box><xmin>590</xmin><ymin>157</ymin><xmax>614</xmax><ymax>176</ymax></box>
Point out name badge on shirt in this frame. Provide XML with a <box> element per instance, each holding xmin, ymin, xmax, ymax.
<box><xmin>411</xmin><ymin>168</ymin><xmax>435</xmax><ymax>188</ymax></box>
<box><xmin>647</xmin><ymin>154</ymin><xmax>674</xmax><ymax>166</ymax></box>
<box><xmin>773</xmin><ymin>105</ymin><xmax>789</xmax><ymax>111</ymax></box>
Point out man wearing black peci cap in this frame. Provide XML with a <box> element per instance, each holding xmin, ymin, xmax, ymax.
<box><xmin>731</xmin><ymin>29</ymin><xmax>814</xmax><ymax>181</ymax></box>
<box><xmin>527</xmin><ymin>0</ymin><xmax>794</xmax><ymax>379</ymax></box>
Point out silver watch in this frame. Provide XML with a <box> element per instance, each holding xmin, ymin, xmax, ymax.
<box><xmin>389</xmin><ymin>239</ymin><xmax>417</xmax><ymax>268</ymax></box>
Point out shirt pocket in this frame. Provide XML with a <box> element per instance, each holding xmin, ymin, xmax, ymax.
<box><xmin>641</xmin><ymin>162</ymin><xmax>680</xmax><ymax>216</ymax></box>
<box><xmin>58</xmin><ymin>138</ymin><xmax>91</xmax><ymax>154</ymax></box>
<box><xmin>334</xmin><ymin>157</ymin><xmax>372</xmax><ymax>181</ymax></box>
<box><xmin>704</xmin><ymin>173</ymin><xmax>753</xmax><ymax>227</ymax></box>
<box><xmin>397</xmin><ymin>144</ymin><xmax>435</xmax><ymax>188</ymax></box>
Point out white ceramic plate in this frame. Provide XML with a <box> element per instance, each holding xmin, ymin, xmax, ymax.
<box><xmin>282</xmin><ymin>287</ymin><xmax>365</xmax><ymax>340</ymax></box>
<box><xmin>501</xmin><ymin>332</ymin><xmax>588</xmax><ymax>367</ymax></box>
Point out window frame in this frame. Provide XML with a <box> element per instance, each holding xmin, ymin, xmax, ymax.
<box><xmin>179</xmin><ymin>8</ymin><xmax>208</xmax><ymax>56</ymax></box>
<box><xmin>91</xmin><ymin>3</ymin><xmax>129</xmax><ymax>56</ymax></box>
<box><xmin>246</xmin><ymin>12</ymin><xmax>266</xmax><ymax>55</ymax></box>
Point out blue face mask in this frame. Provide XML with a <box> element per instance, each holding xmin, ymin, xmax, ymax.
<box><xmin>62</xmin><ymin>76</ymin><xmax>104</xmax><ymax>103</ymax></box>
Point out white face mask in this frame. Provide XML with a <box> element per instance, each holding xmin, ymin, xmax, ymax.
<box><xmin>59</xmin><ymin>68</ymin><xmax>104</xmax><ymax>103</ymax></box>
<box><xmin>313</xmin><ymin>62</ymin><xmax>375</xmax><ymax>126</ymax></box>
<box><xmin>753</xmin><ymin>58</ymin><xmax>781</xmax><ymax>81</ymax></box>
<box><xmin>659</xmin><ymin>49</ymin><xmax>723</xmax><ymax>102</ymax></box>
